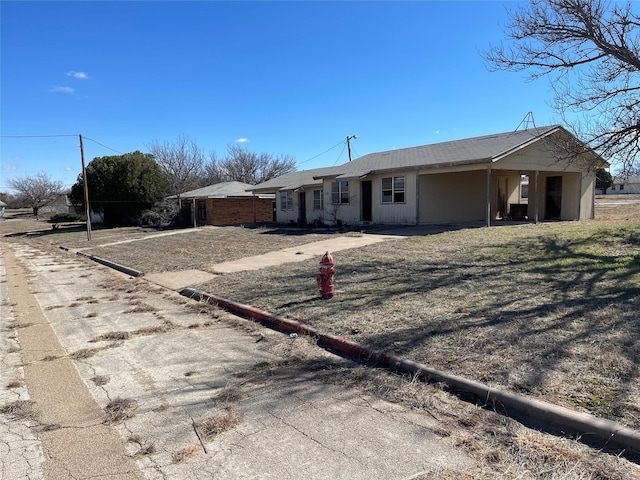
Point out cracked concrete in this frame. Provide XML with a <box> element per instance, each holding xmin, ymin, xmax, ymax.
<box><xmin>1</xmin><ymin>240</ymin><xmax>475</xmax><ymax>479</ymax></box>
<box><xmin>2</xmin><ymin>243</ymin><xmax>144</xmax><ymax>480</ymax></box>
<box><xmin>0</xmin><ymin>243</ymin><xmax>45</xmax><ymax>480</ymax></box>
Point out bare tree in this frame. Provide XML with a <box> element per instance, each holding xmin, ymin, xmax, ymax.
<box><xmin>7</xmin><ymin>172</ymin><xmax>65</xmax><ymax>219</ymax></box>
<box><xmin>484</xmin><ymin>0</ymin><xmax>640</xmax><ymax>173</ymax></box>
<box><xmin>147</xmin><ymin>135</ymin><xmax>205</xmax><ymax>198</ymax></box>
<box><xmin>207</xmin><ymin>144</ymin><xmax>296</xmax><ymax>185</ymax></box>
<box><xmin>202</xmin><ymin>151</ymin><xmax>227</xmax><ymax>185</ymax></box>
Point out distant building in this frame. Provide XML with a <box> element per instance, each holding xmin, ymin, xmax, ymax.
<box><xmin>40</xmin><ymin>193</ymin><xmax>74</xmax><ymax>215</ymax></box>
<box><xmin>178</xmin><ymin>181</ymin><xmax>275</xmax><ymax>226</ymax></box>
<box><xmin>609</xmin><ymin>175</ymin><xmax>640</xmax><ymax>194</ymax></box>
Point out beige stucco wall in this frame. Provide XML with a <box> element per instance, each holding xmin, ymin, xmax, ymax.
<box><xmin>526</xmin><ymin>171</ymin><xmax>590</xmax><ymax>221</ymax></box>
<box><xmin>322</xmin><ymin>179</ymin><xmax>361</xmax><ymax>225</ymax></box>
<box><xmin>419</xmin><ymin>170</ymin><xmax>487</xmax><ymax>223</ymax></box>
<box><xmin>493</xmin><ymin>136</ymin><xmax>589</xmax><ymax>173</ymax></box>
<box><xmin>276</xmin><ymin>190</ymin><xmax>298</xmax><ymax>224</ymax></box>
<box><xmin>368</xmin><ymin>172</ymin><xmax>418</xmax><ymax>224</ymax></box>
<box><xmin>581</xmin><ymin>172</ymin><xmax>595</xmax><ymax>219</ymax></box>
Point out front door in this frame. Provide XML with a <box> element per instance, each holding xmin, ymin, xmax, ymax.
<box><xmin>298</xmin><ymin>191</ymin><xmax>306</xmax><ymax>225</ymax></box>
<box><xmin>545</xmin><ymin>176</ymin><xmax>562</xmax><ymax>220</ymax></box>
<box><xmin>496</xmin><ymin>176</ymin><xmax>508</xmax><ymax>220</ymax></box>
<box><xmin>361</xmin><ymin>180</ymin><xmax>372</xmax><ymax>222</ymax></box>
<box><xmin>197</xmin><ymin>200</ymin><xmax>207</xmax><ymax>225</ymax></box>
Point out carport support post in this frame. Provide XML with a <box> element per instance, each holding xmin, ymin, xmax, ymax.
<box><xmin>192</xmin><ymin>198</ymin><xmax>196</xmax><ymax>228</ymax></box>
<box><xmin>485</xmin><ymin>164</ymin><xmax>491</xmax><ymax>227</ymax></box>
<box><xmin>533</xmin><ymin>170</ymin><xmax>539</xmax><ymax>224</ymax></box>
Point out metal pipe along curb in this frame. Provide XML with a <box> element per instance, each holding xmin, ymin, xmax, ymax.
<box><xmin>179</xmin><ymin>286</ymin><xmax>640</xmax><ymax>455</ymax></box>
<box><xmin>76</xmin><ymin>251</ymin><xmax>145</xmax><ymax>277</ymax></box>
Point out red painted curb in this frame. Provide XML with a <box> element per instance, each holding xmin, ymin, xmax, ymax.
<box><xmin>179</xmin><ymin>286</ymin><xmax>640</xmax><ymax>455</ymax></box>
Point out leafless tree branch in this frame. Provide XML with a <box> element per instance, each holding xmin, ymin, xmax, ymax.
<box><xmin>484</xmin><ymin>0</ymin><xmax>640</xmax><ymax>173</ymax></box>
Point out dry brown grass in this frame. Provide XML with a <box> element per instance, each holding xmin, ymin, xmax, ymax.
<box><xmin>104</xmin><ymin>397</ymin><xmax>138</xmax><ymax>424</ymax></box>
<box><xmin>192</xmin><ymin>200</ymin><xmax>640</xmax><ymax>432</ymax></box>
<box><xmin>91</xmin><ymin>375</ymin><xmax>110</xmax><ymax>386</ymax></box>
<box><xmin>172</xmin><ymin>445</ymin><xmax>200</xmax><ymax>463</ymax></box>
<box><xmin>194</xmin><ymin>408</ymin><xmax>241</xmax><ymax>442</ymax></box>
<box><xmin>90</xmin><ymin>331</ymin><xmax>131</xmax><ymax>342</ymax></box>
<box><xmin>70</xmin><ymin>346</ymin><xmax>113</xmax><ymax>359</ymax></box>
<box><xmin>0</xmin><ymin>400</ymin><xmax>37</xmax><ymax>420</ymax></box>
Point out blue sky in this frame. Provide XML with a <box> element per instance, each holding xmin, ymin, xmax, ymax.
<box><xmin>1</xmin><ymin>1</ymin><xmax>560</xmax><ymax>193</ymax></box>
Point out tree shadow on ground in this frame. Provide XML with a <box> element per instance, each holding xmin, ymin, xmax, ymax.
<box><xmin>201</xmin><ymin>227</ymin><xmax>640</xmax><ymax>432</ymax></box>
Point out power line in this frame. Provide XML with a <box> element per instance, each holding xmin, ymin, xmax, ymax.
<box><xmin>0</xmin><ymin>134</ymin><xmax>77</xmax><ymax>138</ymax></box>
<box><xmin>296</xmin><ymin>139</ymin><xmax>346</xmax><ymax>167</ymax></box>
<box><xmin>332</xmin><ymin>144</ymin><xmax>348</xmax><ymax>166</ymax></box>
<box><xmin>1</xmin><ymin>133</ymin><xmax>126</xmax><ymax>155</ymax></box>
<box><xmin>83</xmin><ymin>136</ymin><xmax>124</xmax><ymax>155</ymax></box>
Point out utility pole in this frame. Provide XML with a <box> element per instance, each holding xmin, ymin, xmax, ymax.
<box><xmin>346</xmin><ymin>134</ymin><xmax>358</xmax><ymax>161</ymax></box>
<box><xmin>79</xmin><ymin>134</ymin><xmax>92</xmax><ymax>241</ymax></box>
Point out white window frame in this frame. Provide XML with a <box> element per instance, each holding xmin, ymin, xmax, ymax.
<box><xmin>313</xmin><ymin>189</ymin><xmax>323</xmax><ymax>210</ymax></box>
<box><xmin>331</xmin><ymin>181</ymin><xmax>349</xmax><ymax>204</ymax></box>
<box><xmin>381</xmin><ymin>176</ymin><xmax>405</xmax><ymax>203</ymax></box>
<box><xmin>280</xmin><ymin>191</ymin><xmax>293</xmax><ymax>211</ymax></box>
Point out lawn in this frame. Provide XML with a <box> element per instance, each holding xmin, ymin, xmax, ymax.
<box><xmin>197</xmin><ymin>220</ymin><xmax>640</xmax><ymax>428</ymax></box>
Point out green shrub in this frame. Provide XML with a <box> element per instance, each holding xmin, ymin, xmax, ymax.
<box><xmin>48</xmin><ymin>213</ymin><xmax>84</xmax><ymax>224</ymax></box>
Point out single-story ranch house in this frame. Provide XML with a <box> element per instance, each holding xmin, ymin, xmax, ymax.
<box><xmin>610</xmin><ymin>175</ymin><xmax>640</xmax><ymax>194</ymax></box>
<box><xmin>178</xmin><ymin>181</ymin><xmax>274</xmax><ymax>226</ymax></box>
<box><xmin>249</xmin><ymin>125</ymin><xmax>604</xmax><ymax>227</ymax></box>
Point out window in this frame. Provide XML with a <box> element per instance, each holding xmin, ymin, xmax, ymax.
<box><xmin>280</xmin><ymin>191</ymin><xmax>293</xmax><ymax>211</ymax></box>
<box><xmin>381</xmin><ymin>176</ymin><xmax>405</xmax><ymax>203</ymax></box>
<box><xmin>620</xmin><ymin>184</ymin><xmax>625</xmax><ymax>191</ymax></box>
<box><xmin>331</xmin><ymin>181</ymin><xmax>349</xmax><ymax>204</ymax></box>
<box><xmin>197</xmin><ymin>200</ymin><xmax>207</xmax><ymax>221</ymax></box>
<box><xmin>313</xmin><ymin>190</ymin><xmax>323</xmax><ymax>210</ymax></box>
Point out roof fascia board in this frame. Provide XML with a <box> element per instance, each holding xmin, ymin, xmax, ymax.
<box><xmin>491</xmin><ymin>126</ymin><xmax>561</xmax><ymax>163</ymax></box>
<box><xmin>368</xmin><ymin>159</ymin><xmax>492</xmax><ymax>177</ymax></box>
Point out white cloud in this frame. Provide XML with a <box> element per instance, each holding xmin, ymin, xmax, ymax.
<box><xmin>235</xmin><ymin>138</ymin><xmax>249</xmax><ymax>143</ymax></box>
<box><xmin>67</xmin><ymin>71</ymin><xmax>90</xmax><ymax>80</ymax></box>
<box><xmin>50</xmin><ymin>86</ymin><xmax>75</xmax><ymax>94</ymax></box>
<box><xmin>2</xmin><ymin>163</ymin><xmax>18</xmax><ymax>171</ymax></box>
<box><xmin>64</xmin><ymin>167</ymin><xmax>72</xmax><ymax>171</ymax></box>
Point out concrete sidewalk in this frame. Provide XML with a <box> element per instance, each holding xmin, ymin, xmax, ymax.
<box><xmin>2</xmin><ymin>241</ymin><xmax>476</xmax><ymax>479</ymax></box>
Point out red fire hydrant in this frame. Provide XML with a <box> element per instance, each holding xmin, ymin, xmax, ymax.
<box><xmin>317</xmin><ymin>251</ymin><xmax>336</xmax><ymax>299</ymax></box>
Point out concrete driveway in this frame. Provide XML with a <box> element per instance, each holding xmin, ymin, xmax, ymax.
<box><xmin>1</xmin><ymin>240</ymin><xmax>475</xmax><ymax>479</ymax></box>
